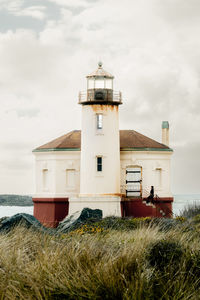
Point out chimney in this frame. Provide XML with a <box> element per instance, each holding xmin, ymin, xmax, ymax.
<box><xmin>162</xmin><ymin>121</ymin><xmax>169</xmax><ymax>146</ymax></box>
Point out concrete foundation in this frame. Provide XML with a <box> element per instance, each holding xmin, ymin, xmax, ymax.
<box><xmin>69</xmin><ymin>196</ymin><xmax>121</xmax><ymax>217</ymax></box>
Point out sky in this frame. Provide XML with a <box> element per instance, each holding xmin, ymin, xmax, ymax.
<box><xmin>0</xmin><ymin>0</ymin><xmax>200</xmax><ymax>195</ymax></box>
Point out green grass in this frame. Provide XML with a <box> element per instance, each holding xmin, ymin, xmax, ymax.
<box><xmin>1</xmin><ymin>215</ymin><xmax>200</xmax><ymax>299</ymax></box>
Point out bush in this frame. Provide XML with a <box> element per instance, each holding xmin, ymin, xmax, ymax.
<box><xmin>147</xmin><ymin>239</ymin><xmax>184</xmax><ymax>271</ymax></box>
<box><xmin>92</xmin><ymin>216</ymin><xmax>137</xmax><ymax>231</ymax></box>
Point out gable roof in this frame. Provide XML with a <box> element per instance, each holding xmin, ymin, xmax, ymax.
<box><xmin>33</xmin><ymin>130</ymin><xmax>172</xmax><ymax>152</ymax></box>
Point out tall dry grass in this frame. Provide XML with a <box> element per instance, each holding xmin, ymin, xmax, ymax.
<box><xmin>0</xmin><ymin>221</ymin><xmax>200</xmax><ymax>299</ymax></box>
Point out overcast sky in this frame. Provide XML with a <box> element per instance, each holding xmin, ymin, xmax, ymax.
<box><xmin>0</xmin><ymin>0</ymin><xmax>200</xmax><ymax>195</ymax></box>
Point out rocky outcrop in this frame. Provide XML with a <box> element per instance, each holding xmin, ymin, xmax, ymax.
<box><xmin>0</xmin><ymin>213</ymin><xmax>44</xmax><ymax>233</ymax></box>
<box><xmin>0</xmin><ymin>208</ymin><xmax>102</xmax><ymax>233</ymax></box>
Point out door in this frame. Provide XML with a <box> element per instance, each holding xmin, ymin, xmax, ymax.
<box><xmin>126</xmin><ymin>166</ymin><xmax>142</xmax><ymax>197</ymax></box>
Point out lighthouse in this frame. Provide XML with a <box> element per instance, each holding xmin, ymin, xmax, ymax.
<box><xmin>69</xmin><ymin>62</ymin><xmax>123</xmax><ymax>216</ymax></box>
<box><xmin>33</xmin><ymin>62</ymin><xmax>174</xmax><ymax>227</ymax></box>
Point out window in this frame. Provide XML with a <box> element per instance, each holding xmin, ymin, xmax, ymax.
<box><xmin>97</xmin><ymin>157</ymin><xmax>102</xmax><ymax>172</ymax></box>
<box><xmin>97</xmin><ymin>114</ymin><xmax>103</xmax><ymax>129</ymax></box>
<box><xmin>66</xmin><ymin>169</ymin><xmax>75</xmax><ymax>188</ymax></box>
<box><xmin>95</xmin><ymin>79</ymin><xmax>104</xmax><ymax>88</ymax></box>
<box><xmin>126</xmin><ymin>166</ymin><xmax>142</xmax><ymax>197</ymax></box>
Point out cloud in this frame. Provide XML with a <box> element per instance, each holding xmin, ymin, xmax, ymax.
<box><xmin>0</xmin><ymin>1</ymin><xmax>47</xmax><ymax>20</ymax></box>
<box><xmin>0</xmin><ymin>0</ymin><xmax>200</xmax><ymax>194</ymax></box>
<box><xmin>13</xmin><ymin>6</ymin><xmax>47</xmax><ymax>20</ymax></box>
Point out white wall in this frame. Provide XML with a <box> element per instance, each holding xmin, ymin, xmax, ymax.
<box><xmin>33</xmin><ymin>148</ymin><xmax>173</xmax><ymax>199</ymax></box>
<box><xmin>33</xmin><ymin>151</ymin><xmax>80</xmax><ymax>198</ymax></box>
<box><xmin>80</xmin><ymin>104</ymin><xmax>120</xmax><ymax>195</ymax></box>
<box><xmin>120</xmin><ymin>150</ymin><xmax>173</xmax><ymax>198</ymax></box>
<box><xmin>69</xmin><ymin>196</ymin><xmax>121</xmax><ymax>217</ymax></box>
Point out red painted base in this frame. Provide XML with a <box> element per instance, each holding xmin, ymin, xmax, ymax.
<box><xmin>33</xmin><ymin>198</ymin><xmax>69</xmax><ymax>228</ymax></box>
<box><xmin>121</xmin><ymin>197</ymin><xmax>173</xmax><ymax>218</ymax></box>
<box><xmin>33</xmin><ymin>196</ymin><xmax>173</xmax><ymax>228</ymax></box>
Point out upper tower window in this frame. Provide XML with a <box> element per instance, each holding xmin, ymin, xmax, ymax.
<box><xmin>97</xmin><ymin>114</ymin><xmax>103</xmax><ymax>129</ymax></box>
<box><xmin>97</xmin><ymin>156</ymin><xmax>102</xmax><ymax>172</ymax></box>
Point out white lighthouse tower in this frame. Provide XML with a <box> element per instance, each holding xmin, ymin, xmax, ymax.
<box><xmin>69</xmin><ymin>62</ymin><xmax>122</xmax><ymax>217</ymax></box>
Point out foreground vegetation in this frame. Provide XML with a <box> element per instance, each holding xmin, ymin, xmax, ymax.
<box><xmin>1</xmin><ymin>212</ymin><xmax>200</xmax><ymax>299</ymax></box>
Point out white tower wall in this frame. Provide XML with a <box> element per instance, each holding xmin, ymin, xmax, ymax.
<box><xmin>80</xmin><ymin>104</ymin><xmax>120</xmax><ymax>195</ymax></box>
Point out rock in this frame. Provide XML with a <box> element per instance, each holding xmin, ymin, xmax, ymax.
<box><xmin>0</xmin><ymin>208</ymin><xmax>102</xmax><ymax>234</ymax></box>
<box><xmin>57</xmin><ymin>208</ymin><xmax>103</xmax><ymax>233</ymax></box>
<box><xmin>0</xmin><ymin>213</ymin><xmax>45</xmax><ymax>233</ymax></box>
<box><xmin>0</xmin><ymin>217</ymin><xmax>8</xmax><ymax>226</ymax></box>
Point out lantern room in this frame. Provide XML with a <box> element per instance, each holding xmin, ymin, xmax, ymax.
<box><xmin>79</xmin><ymin>62</ymin><xmax>122</xmax><ymax>105</ymax></box>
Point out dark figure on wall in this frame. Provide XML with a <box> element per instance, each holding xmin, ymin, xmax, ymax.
<box><xmin>146</xmin><ymin>186</ymin><xmax>154</xmax><ymax>204</ymax></box>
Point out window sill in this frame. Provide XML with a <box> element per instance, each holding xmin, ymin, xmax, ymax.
<box><xmin>95</xmin><ymin>173</ymin><xmax>104</xmax><ymax>177</ymax></box>
<box><xmin>65</xmin><ymin>187</ymin><xmax>76</xmax><ymax>191</ymax></box>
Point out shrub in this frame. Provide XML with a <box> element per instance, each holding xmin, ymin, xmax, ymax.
<box><xmin>147</xmin><ymin>239</ymin><xmax>184</xmax><ymax>271</ymax></box>
<box><xmin>92</xmin><ymin>216</ymin><xmax>137</xmax><ymax>231</ymax></box>
<box><xmin>67</xmin><ymin>224</ymin><xmax>106</xmax><ymax>235</ymax></box>
<box><xmin>175</xmin><ymin>216</ymin><xmax>187</xmax><ymax>223</ymax></box>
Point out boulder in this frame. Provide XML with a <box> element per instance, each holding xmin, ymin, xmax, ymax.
<box><xmin>57</xmin><ymin>208</ymin><xmax>103</xmax><ymax>233</ymax></box>
<box><xmin>0</xmin><ymin>213</ymin><xmax>45</xmax><ymax>233</ymax></box>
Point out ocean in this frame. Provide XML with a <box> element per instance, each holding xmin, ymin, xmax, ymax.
<box><xmin>0</xmin><ymin>206</ymin><xmax>33</xmax><ymax>219</ymax></box>
<box><xmin>0</xmin><ymin>195</ymin><xmax>200</xmax><ymax>219</ymax></box>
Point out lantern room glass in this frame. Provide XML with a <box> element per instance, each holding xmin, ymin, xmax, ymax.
<box><xmin>87</xmin><ymin>78</ymin><xmax>113</xmax><ymax>90</ymax></box>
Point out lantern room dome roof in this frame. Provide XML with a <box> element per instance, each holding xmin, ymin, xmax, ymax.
<box><xmin>86</xmin><ymin>62</ymin><xmax>114</xmax><ymax>79</ymax></box>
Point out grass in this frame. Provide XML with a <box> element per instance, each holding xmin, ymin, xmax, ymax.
<box><xmin>181</xmin><ymin>202</ymin><xmax>200</xmax><ymax>218</ymax></box>
<box><xmin>1</xmin><ymin>213</ymin><xmax>200</xmax><ymax>299</ymax></box>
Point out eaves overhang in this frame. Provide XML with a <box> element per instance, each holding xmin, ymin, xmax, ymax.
<box><xmin>32</xmin><ymin>148</ymin><xmax>81</xmax><ymax>153</ymax></box>
<box><xmin>33</xmin><ymin>147</ymin><xmax>173</xmax><ymax>153</ymax></box>
<box><xmin>120</xmin><ymin>147</ymin><xmax>173</xmax><ymax>152</ymax></box>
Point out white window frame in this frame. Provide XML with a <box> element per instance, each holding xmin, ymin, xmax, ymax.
<box><xmin>96</xmin><ymin>113</ymin><xmax>103</xmax><ymax>130</ymax></box>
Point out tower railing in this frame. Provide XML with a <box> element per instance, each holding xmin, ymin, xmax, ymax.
<box><xmin>78</xmin><ymin>89</ymin><xmax>122</xmax><ymax>104</ymax></box>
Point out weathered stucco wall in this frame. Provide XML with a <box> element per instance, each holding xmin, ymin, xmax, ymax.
<box><xmin>120</xmin><ymin>150</ymin><xmax>173</xmax><ymax>198</ymax></box>
<box><xmin>33</xmin><ymin>149</ymin><xmax>172</xmax><ymax>199</ymax></box>
<box><xmin>33</xmin><ymin>151</ymin><xmax>80</xmax><ymax>198</ymax></box>
<box><xmin>80</xmin><ymin>104</ymin><xmax>120</xmax><ymax>195</ymax></box>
